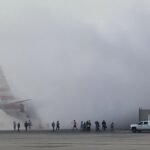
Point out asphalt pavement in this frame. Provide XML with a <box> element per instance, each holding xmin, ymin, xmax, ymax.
<box><xmin>0</xmin><ymin>130</ymin><xmax>150</xmax><ymax>150</ymax></box>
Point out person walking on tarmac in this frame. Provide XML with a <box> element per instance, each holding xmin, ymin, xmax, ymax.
<box><xmin>13</xmin><ymin>121</ymin><xmax>16</xmax><ymax>131</ymax></box>
<box><xmin>17</xmin><ymin>122</ymin><xmax>20</xmax><ymax>132</ymax></box>
<box><xmin>102</xmin><ymin>120</ymin><xmax>107</xmax><ymax>131</ymax></box>
<box><xmin>73</xmin><ymin>120</ymin><xmax>77</xmax><ymax>130</ymax></box>
<box><xmin>95</xmin><ymin>121</ymin><xmax>100</xmax><ymax>131</ymax></box>
<box><xmin>51</xmin><ymin>122</ymin><xmax>55</xmax><ymax>132</ymax></box>
<box><xmin>24</xmin><ymin>121</ymin><xmax>28</xmax><ymax>131</ymax></box>
<box><xmin>28</xmin><ymin>120</ymin><xmax>32</xmax><ymax>130</ymax></box>
<box><xmin>56</xmin><ymin>121</ymin><xmax>60</xmax><ymax>131</ymax></box>
<box><xmin>80</xmin><ymin>121</ymin><xmax>84</xmax><ymax>131</ymax></box>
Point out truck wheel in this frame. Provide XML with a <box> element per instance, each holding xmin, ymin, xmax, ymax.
<box><xmin>132</xmin><ymin>127</ymin><xmax>136</xmax><ymax>133</ymax></box>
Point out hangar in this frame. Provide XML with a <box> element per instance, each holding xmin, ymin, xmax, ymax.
<box><xmin>139</xmin><ymin>108</ymin><xmax>150</xmax><ymax>121</ymax></box>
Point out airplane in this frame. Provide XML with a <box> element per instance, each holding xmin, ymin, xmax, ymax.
<box><xmin>0</xmin><ymin>67</ymin><xmax>32</xmax><ymax>120</ymax></box>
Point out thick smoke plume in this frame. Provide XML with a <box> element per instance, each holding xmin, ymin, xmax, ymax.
<box><xmin>0</xmin><ymin>1</ymin><xmax>150</xmax><ymax>129</ymax></box>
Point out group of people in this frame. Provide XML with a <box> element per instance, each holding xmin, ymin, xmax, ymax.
<box><xmin>95</xmin><ymin>120</ymin><xmax>114</xmax><ymax>131</ymax></box>
<box><xmin>24</xmin><ymin>120</ymin><xmax>32</xmax><ymax>131</ymax></box>
<box><xmin>13</xmin><ymin>119</ymin><xmax>114</xmax><ymax>132</ymax></box>
<box><xmin>13</xmin><ymin>121</ymin><xmax>21</xmax><ymax>131</ymax></box>
<box><xmin>13</xmin><ymin>120</ymin><xmax>32</xmax><ymax>131</ymax></box>
<box><xmin>51</xmin><ymin>121</ymin><xmax>60</xmax><ymax>131</ymax></box>
<box><xmin>80</xmin><ymin>120</ymin><xmax>92</xmax><ymax>131</ymax></box>
<box><xmin>50</xmin><ymin>120</ymin><xmax>114</xmax><ymax>132</ymax></box>
<box><xmin>73</xmin><ymin>120</ymin><xmax>114</xmax><ymax>132</ymax></box>
<box><xmin>79</xmin><ymin>120</ymin><xmax>114</xmax><ymax>132</ymax></box>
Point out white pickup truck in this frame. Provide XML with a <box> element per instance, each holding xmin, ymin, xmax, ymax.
<box><xmin>130</xmin><ymin>121</ymin><xmax>150</xmax><ymax>133</ymax></box>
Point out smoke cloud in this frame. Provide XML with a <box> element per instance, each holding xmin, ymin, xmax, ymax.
<box><xmin>0</xmin><ymin>0</ymin><xmax>150</xmax><ymax>128</ymax></box>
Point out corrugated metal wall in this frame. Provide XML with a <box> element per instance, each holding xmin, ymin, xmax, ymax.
<box><xmin>139</xmin><ymin>108</ymin><xmax>150</xmax><ymax>121</ymax></box>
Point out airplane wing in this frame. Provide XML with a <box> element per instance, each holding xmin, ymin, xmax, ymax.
<box><xmin>5</xmin><ymin>99</ymin><xmax>32</xmax><ymax>105</ymax></box>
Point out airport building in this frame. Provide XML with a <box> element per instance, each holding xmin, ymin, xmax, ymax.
<box><xmin>139</xmin><ymin>108</ymin><xmax>150</xmax><ymax>121</ymax></box>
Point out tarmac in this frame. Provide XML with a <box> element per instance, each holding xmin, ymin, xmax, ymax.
<box><xmin>0</xmin><ymin>130</ymin><xmax>150</xmax><ymax>150</ymax></box>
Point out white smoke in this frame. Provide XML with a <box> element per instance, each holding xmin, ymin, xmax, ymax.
<box><xmin>0</xmin><ymin>110</ymin><xmax>20</xmax><ymax>130</ymax></box>
<box><xmin>0</xmin><ymin>1</ymin><xmax>150</xmax><ymax>129</ymax></box>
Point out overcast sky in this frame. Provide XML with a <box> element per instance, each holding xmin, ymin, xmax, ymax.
<box><xmin>0</xmin><ymin>0</ymin><xmax>150</xmax><ymax>127</ymax></box>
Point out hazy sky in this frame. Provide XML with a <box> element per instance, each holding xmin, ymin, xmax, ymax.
<box><xmin>0</xmin><ymin>0</ymin><xmax>150</xmax><ymax>128</ymax></box>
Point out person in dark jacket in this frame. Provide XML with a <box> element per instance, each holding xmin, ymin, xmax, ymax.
<box><xmin>95</xmin><ymin>121</ymin><xmax>100</xmax><ymax>131</ymax></box>
<box><xmin>17</xmin><ymin>122</ymin><xmax>20</xmax><ymax>132</ymax></box>
<box><xmin>56</xmin><ymin>121</ymin><xmax>60</xmax><ymax>131</ymax></box>
<box><xmin>102</xmin><ymin>120</ymin><xmax>107</xmax><ymax>131</ymax></box>
<box><xmin>24</xmin><ymin>121</ymin><xmax>28</xmax><ymax>131</ymax></box>
<box><xmin>52</xmin><ymin>122</ymin><xmax>55</xmax><ymax>132</ymax></box>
